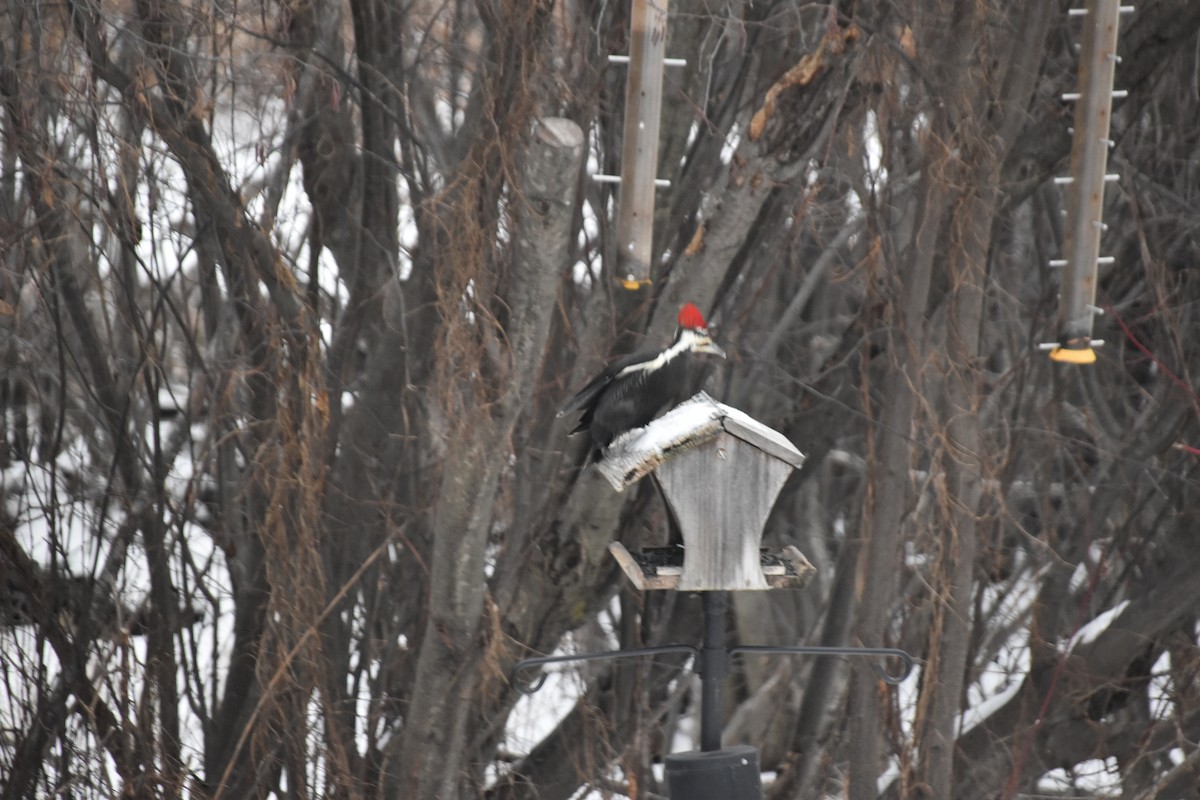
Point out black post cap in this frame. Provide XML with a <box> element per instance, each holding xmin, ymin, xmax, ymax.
<box><xmin>665</xmin><ymin>745</ymin><xmax>763</xmax><ymax>800</ymax></box>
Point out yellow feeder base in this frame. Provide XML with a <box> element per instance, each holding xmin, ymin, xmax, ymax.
<box><xmin>1049</xmin><ymin>346</ymin><xmax>1097</xmax><ymax>364</ymax></box>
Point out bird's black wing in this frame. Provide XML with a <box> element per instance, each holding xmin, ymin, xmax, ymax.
<box><xmin>557</xmin><ymin>351</ymin><xmax>649</xmax><ymax>419</ymax></box>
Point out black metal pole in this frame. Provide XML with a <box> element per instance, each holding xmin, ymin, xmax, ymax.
<box><xmin>699</xmin><ymin>591</ymin><xmax>728</xmax><ymax>752</ymax></box>
<box><xmin>667</xmin><ymin>591</ymin><xmax>762</xmax><ymax>800</ymax></box>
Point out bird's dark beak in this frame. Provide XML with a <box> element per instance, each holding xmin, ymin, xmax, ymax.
<box><xmin>698</xmin><ymin>338</ymin><xmax>727</xmax><ymax>358</ymax></box>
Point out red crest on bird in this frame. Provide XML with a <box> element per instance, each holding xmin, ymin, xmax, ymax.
<box><xmin>677</xmin><ymin>303</ymin><xmax>708</xmax><ymax>331</ymax></box>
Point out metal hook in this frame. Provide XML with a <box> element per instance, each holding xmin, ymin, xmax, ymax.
<box><xmin>868</xmin><ymin>648</ymin><xmax>916</xmax><ymax>684</ymax></box>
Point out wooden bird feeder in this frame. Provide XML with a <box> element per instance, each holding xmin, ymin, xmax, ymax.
<box><xmin>600</xmin><ymin>393</ymin><xmax>814</xmax><ymax>591</ymax></box>
<box><xmin>513</xmin><ymin>396</ymin><xmax>908</xmax><ymax>771</ymax></box>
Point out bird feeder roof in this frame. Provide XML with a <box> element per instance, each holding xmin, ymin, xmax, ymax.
<box><xmin>597</xmin><ymin>392</ymin><xmax>805</xmax><ymax>492</ymax></box>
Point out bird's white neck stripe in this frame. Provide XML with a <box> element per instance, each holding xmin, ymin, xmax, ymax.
<box><xmin>615</xmin><ymin>330</ymin><xmax>700</xmax><ymax>377</ymax></box>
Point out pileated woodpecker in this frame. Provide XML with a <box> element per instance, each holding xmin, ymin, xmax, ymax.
<box><xmin>559</xmin><ymin>303</ymin><xmax>727</xmax><ymax>462</ymax></box>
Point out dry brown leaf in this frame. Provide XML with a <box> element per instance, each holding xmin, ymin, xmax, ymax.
<box><xmin>899</xmin><ymin>25</ymin><xmax>918</xmax><ymax>60</ymax></box>
<box><xmin>684</xmin><ymin>223</ymin><xmax>706</xmax><ymax>256</ymax></box>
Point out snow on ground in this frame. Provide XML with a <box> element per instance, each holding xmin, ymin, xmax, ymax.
<box><xmin>1039</xmin><ymin>757</ymin><xmax>1121</xmax><ymax>797</ymax></box>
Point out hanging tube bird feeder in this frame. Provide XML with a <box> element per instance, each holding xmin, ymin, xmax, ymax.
<box><xmin>591</xmin><ymin>0</ymin><xmax>684</xmax><ymax>289</ymax></box>
<box><xmin>1046</xmin><ymin>0</ymin><xmax>1130</xmax><ymax>364</ymax></box>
